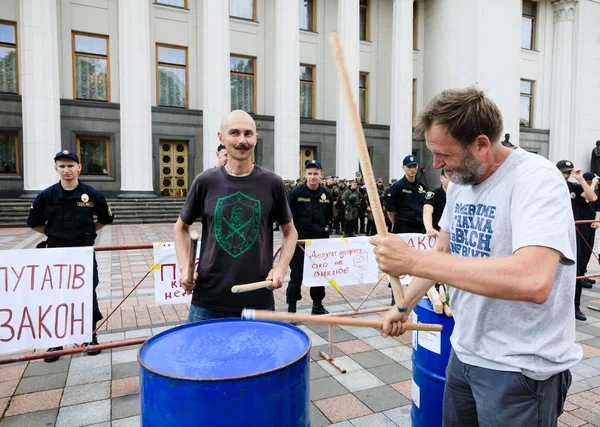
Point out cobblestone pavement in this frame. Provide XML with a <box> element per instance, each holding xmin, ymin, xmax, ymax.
<box><xmin>1</xmin><ymin>224</ymin><xmax>600</xmax><ymax>426</ymax></box>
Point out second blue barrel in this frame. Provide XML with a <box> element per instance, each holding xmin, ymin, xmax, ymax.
<box><xmin>411</xmin><ymin>298</ymin><xmax>455</xmax><ymax>427</ymax></box>
<box><xmin>138</xmin><ymin>319</ymin><xmax>311</xmax><ymax>427</ymax></box>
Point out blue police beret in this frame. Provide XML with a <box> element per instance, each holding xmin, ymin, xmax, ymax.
<box><xmin>583</xmin><ymin>172</ymin><xmax>596</xmax><ymax>181</ymax></box>
<box><xmin>403</xmin><ymin>155</ymin><xmax>418</xmax><ymax>166</ymax></box>
<box><xmin>305</xmin><ymin>159</ymin><xmax>322</xmax><ymax>170</ymax></box>
<box><xmin>54</xmin><ymin>150</ymin><xmax>80</xmax><ymax>163</ymax></box>
<box><xmin>217</xmin><ymin>144</ymin><xmax>226</xmax><ymax>152</ymax></box>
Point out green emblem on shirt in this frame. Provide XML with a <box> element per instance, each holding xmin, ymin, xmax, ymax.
<box><xmin>214</xmin><ymin>191</ymin><xmax>261</xmax><ymax>258</ymax></box>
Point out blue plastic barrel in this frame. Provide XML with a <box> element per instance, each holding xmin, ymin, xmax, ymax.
<box><xmin>138</xmin><ymin>319</ymin><xmax>311</xmax><ymax>427</ymax></box>
<box><xmin>411</xmin><ymin>298</ymin><xmax>455</xmax><ymax>427</ymax></box>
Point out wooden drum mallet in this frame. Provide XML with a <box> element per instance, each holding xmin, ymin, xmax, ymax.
<box><xmin>242</xmin><ymin>309</ymin><xmax>443</xmax><ymax>332</ymax></box>
<box><xmin>328</xmin><ymin>31</ymin><xmax>408</xmax><ymax>313</ymax></box>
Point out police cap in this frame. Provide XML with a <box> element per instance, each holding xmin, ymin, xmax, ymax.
<box><xmin>305</xmin><ymin>159</ymin><xmax>322</xmax><ymax>170</ymax></box>
<box><xmin>54</xmin><ymin>150</ymin><xmax>80</xmax><ymax>163</ymax></box>
<box><xmin>403</xmin><ymin>155</ymin><xmax>418</xmax><ymax>167</ymax></box>
<box><xmin>556</xmin><ymin>160</ymin><xmax>574</xmax><ymax>172</ymax></box>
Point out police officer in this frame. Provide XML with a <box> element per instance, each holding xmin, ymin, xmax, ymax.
<box><xmin>556</xmin><ymin>160</ymin><xmax>598</xmax><ymax>321</ymax></box>
<box><xmin>386</xmin><ymin>155</ymin><xmax>428</xmax><ymax>234</ymax></box>
<box><xmin>27</xmin><ymin>150</ymin><xmax>114</xmax><ymax>362</ymax></box>
<box><xmin>334</xmin><ymin>179</ymin><xmax>347</xmax><ymax>235</ymax></box>
<box><xmin>287</xmin><ymin>160</ymin><xmax>333</xmax><ymax>315</ymax></box>
<box><xmin>423</xmin><ymin>170</ymin><xmax>448</xmax><ymax>238</ymax></box>
<box><xmin>342</xmin><ymin>180</ymin><xmax>362</xmax><ymax>237</ymax></box>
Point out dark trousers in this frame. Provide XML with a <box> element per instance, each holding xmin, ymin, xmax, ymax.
<box><xmin>574</xmin><ymin>224</ymin><xmax>595</xmax><ymax>308</ymax></box>
<box><xmin>286</xmin><ymin>240</ymin><xmax>325</xmax><ymax>304</ymax></box>
<box><xmin>444</xmin><ymin>351</ymin><xmax>571</xmax><ymax>427</ymax></box>
<box><xmin>392</xmin><ymin>220</ymin><xmax>425</xmax><ymax>234</ymax></box>
<box><xmin>578</xmin><ymin>224</ymin><xmax>596</xmax><ymax>275</ymax></box>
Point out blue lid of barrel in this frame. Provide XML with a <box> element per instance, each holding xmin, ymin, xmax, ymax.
<box><xmin>139</xmin><ymin>319</ymin><xmax>310</xmax><ymax>379</ymax></box>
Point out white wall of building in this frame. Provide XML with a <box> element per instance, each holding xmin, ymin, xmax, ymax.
<box><xmin>571</xmin><ymin>0</ymin><xmax>600</xmax><ymax>170</ymax></box>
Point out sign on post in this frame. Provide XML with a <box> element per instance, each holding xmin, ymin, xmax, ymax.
<box><xmin>0</xmin><ymin>247</ymin><xmax>93</xmax><ymax>354</ymax></box>
<box><xmin>153</xmin><ymin>242</ymin><xmax>200</xmax><ymax>305</ymax></box>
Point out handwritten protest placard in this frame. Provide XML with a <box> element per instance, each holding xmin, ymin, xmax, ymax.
<box><xmin>398</xmin><ymin>233</ymin><xmax>437</xmax><ymax>284</ymax></box>
<box><xmin>302</xmin><ymin>236</ymin><xmax>378</xmax><ymax>287</ymax></box>
<box><xmin>0</xmin><ymin>247</ymin><xmax>93</xmax><ymax>354</ymax></box>
<box><xmin>153</xmin><ymin>242</ymin><xmax>200</xmax><ymax>305</ymax></box>
<box><xmin>301</xmin><ymin>234</ymin><xmax>437</xmax><ymax>288</ymax></box>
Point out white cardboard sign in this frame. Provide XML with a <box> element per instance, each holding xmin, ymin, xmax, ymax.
<box><xmin>0</xmin><ymin>247</ymin><xmax>93</xmax><ymax>354</ymax></box>
<box><xmin>153</xmin><ymin>242</ymin><xmax>200</xmax><ymax>305</ymax></box>
<box><xmin>302</xmin><ymin>236</ymin><xmax>378</xmax><ymax>287</ymax></box>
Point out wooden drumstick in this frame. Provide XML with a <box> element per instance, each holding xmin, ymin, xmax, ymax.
<box><xmin>329</xmin><ymin>31</ymin><xmax>408</xmax><ymax>311</ymax></box>
<box><xmin>242</xmin><ymin>309</ymin><xmax>443</xmax><ymax>332</ymax></box>
<box><xmin>231</xmin><ymin>276</ymin><xmax>291</xmax><ymax>294</ymax></box>
<box><xmin>187</xmin><ymin>231</ymin><xmax>199</xmax><ymax>284</ymax></box>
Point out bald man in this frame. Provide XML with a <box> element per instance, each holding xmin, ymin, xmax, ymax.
<box><xmin>174</xmin><ymin>110</ymin><xmax>298</xmax><ymax>321</ymax></box>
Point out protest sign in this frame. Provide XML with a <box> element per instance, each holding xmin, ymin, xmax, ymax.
<box><xmin>302</xmin><ymin>236</ymin><xmax>378</xmax><ymax>287</ymax></box>
<box><xmin>397</xmin><ymin>233</ymin><xmax>437</xmax><ymax>284</ymax></box>
<box><xmin>0</xmin><ymin>247</ymin><xmax>93</xmax><ymax>354</ymax></box>
<box><xmin>153</xmin><ymin>242</ymin><xmax>200</xmax><ymax>305</ymax></box>
<box><xmin>301</xmin><ymin>234</ymin><xmax>437</xmax><ymax>288</ymax></box>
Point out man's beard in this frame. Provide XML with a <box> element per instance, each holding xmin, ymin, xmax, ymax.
<box><xmin>446</xmin><ymin>148</ymin><xmax>487</xmax><ymax>186</ymax></box>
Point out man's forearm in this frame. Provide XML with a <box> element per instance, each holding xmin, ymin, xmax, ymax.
<box><xmin>31</xmin><ymin>226</ymin><xmax>46</xmax><ymax>235</ymax></box>
<box><xmin>423</xmin><ymin>206</ymin><xmax>434</xmax><ymax>232</ymax></box>
<box><xmin>173</xmin><ymin>219</ymin><xmax>191</xmax><ymax>274</ymax></box>
<box><xmin>95</xmin><ymin>222</ymin><xmax>106</xmax><ymax>232</ymax></box>
<box><xmin>407</xmin><ymin>247</ymin><xmax>559</xmax><ymax>304</ymax></box>
<box><xmin>276</xmin><ymin>223</ymin><xmax>298</xmax><ymax>270</ymax></box>
<box><xmin>387</xmin><ymin>211</ymin><xmax>396</xmax><ymax>225</ymax></box>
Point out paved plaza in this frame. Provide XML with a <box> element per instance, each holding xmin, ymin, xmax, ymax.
<box><xmin>1</xmin><ymin>224</ymin><xmax>600</xmax><ymax>426</ymax></box>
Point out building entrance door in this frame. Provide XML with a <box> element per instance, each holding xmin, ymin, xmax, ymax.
<box><xmin>159</xmin><ymin>141</ymin><xmax>188</xmax><ymax>198</ymax></box>
<box><xmin>299</xmin><ymin>146</ymin><xmax>315</xmax><ymax>178</ymax></box>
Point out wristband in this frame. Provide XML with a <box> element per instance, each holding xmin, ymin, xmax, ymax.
<box><xmin>397</xmin><ymin>306</ymin><xmax>408</xmax><ymax>313</ymax></box>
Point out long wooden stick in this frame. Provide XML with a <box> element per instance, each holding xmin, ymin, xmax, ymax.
<box><xmin>231</xmin><ymin>277</ymin><xmax>290</xmax><ymax>294</ymax></box>
<box><xmin>187</xmin><ymin>231</ymin><xmax>199</xmax><ymax>284</ymax></box>
<box><xmin>427</xmin><ymin>286</ymin><xmax>443</xmax><ymax>314</ymax></box>
<box><xmin>242</xmin><ymin>309</ymin><xmax>443</xmax><ymax>332</ymax></box>
<box><xmin>329</xmin><ymin>31</ymin><xmax>407</xmax><ymax>311</ymax></box>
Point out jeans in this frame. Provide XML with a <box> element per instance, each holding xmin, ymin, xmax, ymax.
<box><xmin>188</xmin><ymin>304</ymin><xmax>275</xmax><ymax>323</ymax></box>
<box><xmin>443</xmin><ymin>350</ymin><xmax>572</xmax><ymax>427</ymax></box>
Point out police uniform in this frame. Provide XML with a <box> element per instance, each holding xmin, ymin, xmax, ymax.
<box><xmin>27</xmin><ymin>150</ymin><xmax>114</xmax><ymax>360</ymax></box>
<box><xmin>342</xmin><ymin>183</ymin><xmax>362</xmax><ymax>237</ymax></box>
<box><xmin>386</xmin><ymin>175</ymin><xmax>428</xmax><ymax>233</ymax></box>
<box><xmin>423</xmin><ymin>186</ymin><xmax>447</xmax><ymax>231</ymax></box>
<box><xmin>287</xmin><ymin>160</ymin><xmax>333</xmax><ymax>314</ymax></box>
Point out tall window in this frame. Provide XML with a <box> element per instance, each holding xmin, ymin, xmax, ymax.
<box><xmin>230</xmin><ymin>55</ymin><xmax>255</xmax><ymax>113</ymax></box>
<box><xmin>520</xmin><ymin>79</ymin><xmax>534</xmax><ymax>128</ymax></box>
<box><xmin>77</xmin><ymin>136</ymin><xmax>110</xmax><ymax>176</ymax></box>
<box><xmin>413</xmin><ymin>2</ymin><xmax>418</xmax><ymax>50</ymax></box>
<box><xmin>300</xmin><ymin>65</ymin><xmax>314</xmax><ymax>119</ymax></box>
<box><xmin>231</xmin><ymin>0</ymin><xmax>255</xmax><ymax>20</ymax></box>
<box><xmin>155</xmin><ymin>0</ymin><xmax>186</xmax><ymax>7</ymax></box>
<box><xmin>73</xmin><ymin>32</ymin><xmax>109</xmax><ymax>101</ymax></box>
<box><xmin>359</xmin><ymin>72</ymin><xmax>368</xmax><ymax>123</ymax></box>
<box><xmin>521</xmin><ymin>1</ymin><xmax>537</xmax><ymax>50</ymax></box>
<box><xmin>0</xmin><ymin>133</ymin><xmax>18</xmax><ymax>175</ymax></box>
<box><xmin>299</xmin><ymin>0</ymin><xmax>315</xmax><ymax>31</ymax></box>
<box><xmin>0</xmin><ymin>21</ymin><xmax>18</xmax><ymax>94</ymax></box>
<box><xmin>157</xmin><ymin>44</ymin><xmax>188</xmax><ymax>108</ymax></box>
<box><xmin>360</xmin><ymin>0</ymin><xmax>369</xmax><ymax>41</ymax></box>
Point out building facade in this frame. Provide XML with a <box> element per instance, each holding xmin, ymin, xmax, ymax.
<box><xmin>0</xmin><ymin>0</ymin><xmax>598</xmax><ymax>198</ymax></box>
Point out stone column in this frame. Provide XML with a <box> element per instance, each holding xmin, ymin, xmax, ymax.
<box><xmin>549</xmin><ymin>0</ymin><xmax>578</xmax><ymax>162</ymax></box>
<box><xmin>202</xmin><ymin>0</ymin><xmax>230</xmax><ymax>170</ymax></box>
<box><xmin>19</xmin><ymin>0</ymin><xmax>61</xmax><ymax>194</ymax></box>
<box><xmin>274</xmin><ymin>0</ymin><xmax>299</xmax><ymax>179</ymax></box>
<box><xmin>336</xmin><ymin>0</ymin><xmax>360</xmax><ymax>179</ymax></box>
<box><xmin>118</xmin><ymin>0</ymin><xmax>154</xmax><ymax>197</ymax></box>
<box><xmin>389</xmin><ymin>0</ymin><xmax>414</xmax><ymax>180</ymax></box>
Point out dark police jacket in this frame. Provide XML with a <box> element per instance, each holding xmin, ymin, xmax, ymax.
<box><xmin>27</xmin><ymin>181</ymin><xmax>114</xmax><ymax>247</ymax></box>
<box><xmin>386</xmin><ymin>176</ymin><xmax>428</xmax><ymax>225</ymax></box>
<box><xmin>289</xmin><ymin>183</ymin><xmax>333</xmax><ymax>238</ymax></box>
